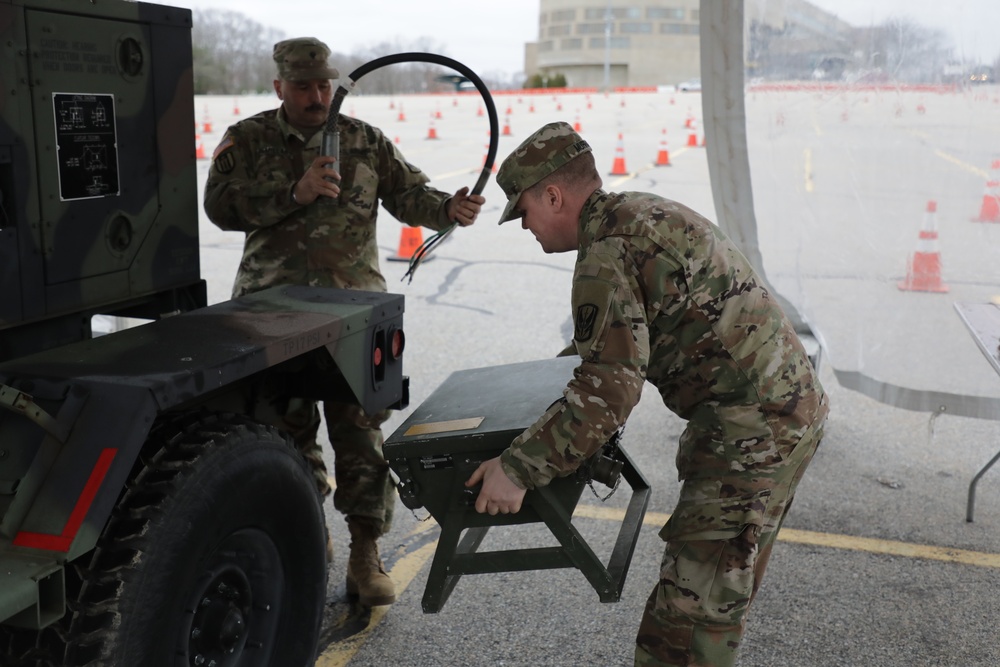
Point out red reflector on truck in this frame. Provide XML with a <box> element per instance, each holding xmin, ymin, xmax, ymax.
<box><xmin>13</xmin><ymin>448</ymin><xmax>118</xmax><ymax>552</ymax></box>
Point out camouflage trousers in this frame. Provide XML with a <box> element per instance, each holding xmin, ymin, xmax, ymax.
<box><xmin>635</xmin><ymin>427</ymin><xmax>822</xmax><ymax>667</ymax></box>
<box><xmin>262</xmin><ymin>396</ymin><xmax>395</xmax><ymax>536</ymax></box>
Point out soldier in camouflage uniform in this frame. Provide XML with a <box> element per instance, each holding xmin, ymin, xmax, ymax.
<box><xmin>204</xmin><ymin>37</ymin><xmax>484</xmax><ymax>607</ymax></box>
<box><xmin>466</xmin><ymin>122</ymin><xmax>828</xmax><ymax>666</ymax></box>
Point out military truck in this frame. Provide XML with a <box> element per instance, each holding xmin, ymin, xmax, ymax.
<box><xmin>0</xmin><ymin>0</ymin><xmax>408</xmax><ymax>664</ymax></box>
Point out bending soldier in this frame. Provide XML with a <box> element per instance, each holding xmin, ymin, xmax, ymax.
<box><xmin>467</xmin><ymin>121</ymin><xmax>827</xmax><ymax>666</ymax></box>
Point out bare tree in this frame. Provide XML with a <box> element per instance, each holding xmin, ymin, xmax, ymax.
<box><xmin>871</xmin><ymin>17</ymin><xmax>950</xmax><ymax>83</ymax></box>
<box><xmin>192</xmin><ymin>9</ymin><xmax>286</xmax><ymax>94</ymax></box>
<box><xmin>190</xmin><ymin>10</ymin><xmax>509</xmax><ymax>94</ymax></box>
<box><xmin>338</xmin><ymin>36</ymin><xmax>454</xmax><ymax>95</ymax></box>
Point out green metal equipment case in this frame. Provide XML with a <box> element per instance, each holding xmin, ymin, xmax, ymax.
<box><xmin>385</xmin><ymin>356</ymin><xmax>650</xmax><ymax>613</ymax></box>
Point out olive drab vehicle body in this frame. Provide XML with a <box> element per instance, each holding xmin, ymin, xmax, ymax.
<box><xmin>0</xmin><ymin>0</ymin><xmax>205</xmax><ymax>358</ymax></box>
<box><xmin>0</xmin><ymin>0</ymin><xmax>408</xmax><ymax>663</ymax></box>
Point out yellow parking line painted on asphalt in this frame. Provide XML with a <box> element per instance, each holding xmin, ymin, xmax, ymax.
<box><xmin>777</xmin><ymin>527</ymin><xmax>1000</xmax><ymax>568</ymax></box>
<box><xmin>904</xmin><ymin>127</ymin><xmax>988</xmax><ymax>177</ymax></box>
<box><xmin>804</xmin><ymin>148</ymin><xmax>814</xmax><ymax>193</ymax></box>
<box><xmin>934</xmin><ymin>149</ymin><xmax>989</xmax><ymax>179</ymax></box>
<box><xmin>316</xmin><ymin>540</ymin><xmax>438</xmax><ymax>667</ymax></box>
<box><xmin>812</xmin><ymin>115</ymin><xmax>823</xmax><ymax>138</ymax></box>
<box><xmin>610</xmin><ymin>171</ymin><xmax>640</xmax><ymax>188</ymax></box>
<box><xmin>610</xmin><ymin>146</ymin><xmax>693</xmax><ymax>188</ymax></box>
<box><xmin>571</xmin><ymin>505</ymin><xmax>1000</xmax><ymax>569</ymax></box>
<box><xmin>318</xmin><ymin>504</ymin><xmax>1000</xmax><ymax>664</ymax></box>
<box><xmin>668</xmin><ymin>146</ymin><xmax>692</xmax><ymax>162</ymax></box>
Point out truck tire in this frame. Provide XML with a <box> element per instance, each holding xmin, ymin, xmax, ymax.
<box><xmin>62</xmin><ymin>412</ymin><xmax>327</xmax><ymax>666</ymax></box>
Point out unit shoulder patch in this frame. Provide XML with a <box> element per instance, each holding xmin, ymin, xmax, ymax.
<box><xmin>575</xmin><ymin>304</ymin><xmax>599</xmax><ymax>341</ymax></box>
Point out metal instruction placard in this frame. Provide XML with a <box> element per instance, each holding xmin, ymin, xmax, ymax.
<box><xmin>52</xmin><ymin>92</ymin><xmax>120</xmax><ymax>200</ymax></box>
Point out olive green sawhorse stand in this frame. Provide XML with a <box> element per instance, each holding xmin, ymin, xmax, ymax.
<box><xmin>418</xmin><ymin>445</ymin><xmax>650</xmax><ymax>613</ymax></box>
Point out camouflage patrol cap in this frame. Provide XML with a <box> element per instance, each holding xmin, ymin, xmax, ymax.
<box><xmin>273</xmin><ymin>37</ymin><xmax>339</xmax><ymax>81</ymax></box>
<box><xmin>496</xmin><ymin>121</ymin><xmax>591</xmax><ymax>224</ymax></box>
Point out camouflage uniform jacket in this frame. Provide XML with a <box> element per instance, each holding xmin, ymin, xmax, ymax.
<box><xmin>500</xmin><ymin>189</ymin><xmax>829</xmax><ymax>488</ymax></box>
<box><xmin>204</xmin><ymin>107</ymin><xmax>453</xmax><ymax>296</ymax></box>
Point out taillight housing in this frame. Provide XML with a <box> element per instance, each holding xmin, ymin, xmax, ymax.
<box><xmin>390</xmin><ymin>327</ymin><xmax>405</xmax><ymax>359</ymax></box>
<box><xmin>372</xmin><ymin>326</ymin><xmax>403</xmax><ymax>389</ymax></box>
<box><xmin>373</xmin><ymin>329</ymin><xmax>386</xmax><ymax>384</ymax></box>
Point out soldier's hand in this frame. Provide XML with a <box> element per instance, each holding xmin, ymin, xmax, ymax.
<box><xmin>465</xmin><ymin>457</ymin><xmax>526</xmax><ymax>515</ymax></box>
<box><xmin>447</xmin><ymin>186</ymin><xmax>485</xmax><ymax>227</ymax></box>
<box><xmin>292</xmin><ymin>155</ymin><xmax>341</xmax><ymax>205</ymax></box>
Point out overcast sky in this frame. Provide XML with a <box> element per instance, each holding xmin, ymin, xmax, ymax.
<box><xmin>160</xmin><ymin>0</ymin><xmax>999</xmax><ymax>76</ymax></box>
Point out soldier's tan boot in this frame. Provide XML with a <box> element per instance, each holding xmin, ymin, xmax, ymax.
<box><xmin>345</xmin><ymin>517</ymin><xmax>395</xmax><ymax>606</ymax></box>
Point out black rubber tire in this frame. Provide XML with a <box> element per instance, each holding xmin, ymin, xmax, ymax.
<box><xmin>61</xmin><ymin>412</ymin><xmax>327</xmax><ymax>667</ymax></box>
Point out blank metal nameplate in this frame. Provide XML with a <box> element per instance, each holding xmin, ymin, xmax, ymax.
<box><xmin>404</xmin><ymin>417</ymin><xmax>484</xmax><ymax>437</ymax></box>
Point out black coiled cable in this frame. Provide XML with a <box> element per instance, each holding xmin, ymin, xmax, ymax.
<box><xmin>326</xmin><ymin>53</ymin><xmax>500</xmax><ymax>282</ymax></box>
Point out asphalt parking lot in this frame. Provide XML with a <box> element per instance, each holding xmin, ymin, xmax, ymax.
<box><xmin>193</xmin><ymin>85</ymin><xmax>1000</xmax><ymax>666</ymax></box>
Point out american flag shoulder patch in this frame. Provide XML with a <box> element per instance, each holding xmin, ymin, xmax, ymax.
<box><xmin>212</xmin><ymin>135</ymin><xmax>234</xmax><ymax>161</ymax></box>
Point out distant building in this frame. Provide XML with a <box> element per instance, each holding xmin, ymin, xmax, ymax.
<box><xmin>524</xmin><ymin>0</ymin><xmax>854</xmax><ymax>88</ymax></box>
<box><xmin>745</xmin><ymin>0</ymin><xmax>855</xmax><ymax>81</ymax></box>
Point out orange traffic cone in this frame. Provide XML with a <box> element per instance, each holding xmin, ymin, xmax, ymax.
<box><xmin>898</xmin><ymin>201</ymin><xmax>948</xmax><ymax>293</ymax></box>
<box><xmin>655</xmin><ymin>129</ymin><xmax>671</xmax><ymax>166</ymax></box>
<box><xmin>609</xmin><ymin>133</ymin><xmax>628</xmax><ymax>176</ymax></box>
<box><xmin>684</xmin><ymin>110</ymin><xmax>694</xmax><ymax>129</ymax></box>
<box><xmin>232</xmin><ymin>98</ymin><xmax>240</xmax><ymax>115</ymax></box>
<box><xmin>529</xmin><ymin>101</ymin><xmax>536</xmax><ymax>113</ymax></box>
<box><xmin>573</xmin><ymin>113</ymin><xmax>582</xmax><ymax>132</ymax></box>
<box><xmin>202</xmin><ymin>105</ymin><xmax>213</xmax><ymax>134</ymax></box>
<box><xmin>687</xmin><ymin>119</ymin><xmax>699</xmax><ymax>147</ymax></box>
<box><xmin>426</xmin><ymin>118</ymin><xmax>439</xmax><ymax>140</ymax></box>
<box><xmin>195</xmin><ymin>133</ymin><xmax>206</xmax><ymax>160</ymax></box>
<box><xmin>388</xmin><ymin>226</ymin><xmax>431</xmax><ymax>262</ymax></box>
<box><xmin>502</xmin><ymin>113</ymin><xmax>512</xmax><ymax>136</ymax></box>
<box><xmin>397</xmin><ymin>104</ymin><xmax>406</xmax><ymax>122</ymax></box>
<box><xmin>477</xmin><ymin>104</ymin><xmax>484</xmax><ymax>117</ymax></box>
<box><xmin>972</xmin><ymin>159</ymin><xmax>1000</xmax><ymax>223</ymax></box>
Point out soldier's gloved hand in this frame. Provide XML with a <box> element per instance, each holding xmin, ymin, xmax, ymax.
<box><xmin>292</xmin><ymin>155</ymin><xmax>341</xmax><ymax>205</ymax></box>
<box><xmin>465</xmin><ymin>457</ymin><xmax>526</xmax><ymax>515</ymax></box>
<box><xmin>447</xmin><ymin>186</ymin><xmax>485</xmax><ymax>226</ymax></box>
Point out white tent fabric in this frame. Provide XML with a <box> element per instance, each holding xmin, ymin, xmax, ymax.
<box><xmin>700</xmin><ymin>0</ymin><xmax>1000</xmax><ymax>419</ymax></box>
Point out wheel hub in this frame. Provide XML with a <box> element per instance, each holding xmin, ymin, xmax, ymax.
<box><xmin>179</xmin><ymin>528</ymin><xmax>285</xmax><ymax>667</ymax></box>
<box><xmin>189</xmin><ymin>569</ymin><xmax>251</xmax><ymax>664</ymax></box>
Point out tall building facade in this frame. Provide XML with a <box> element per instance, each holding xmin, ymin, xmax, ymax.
<box><xmin>526</xmin><ymin>0</ymin><xmax>702</xmax><ymax>89</ymax></box>
<box><xmin>524</xmin><ymin>0</ymin><xmax>854</xmax><ymax>88</ymax></box>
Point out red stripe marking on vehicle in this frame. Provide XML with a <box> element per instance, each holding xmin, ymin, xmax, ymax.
<box><xmin>13</xmin><ymin>448</ymin><xmax>118</xmax><ymax>552</ymax></box>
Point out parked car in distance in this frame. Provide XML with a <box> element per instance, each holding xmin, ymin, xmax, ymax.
<box><xmin>678</xmin><ymin>78</ymin><xmax>702</xmax><ymax>92</ymax></box>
